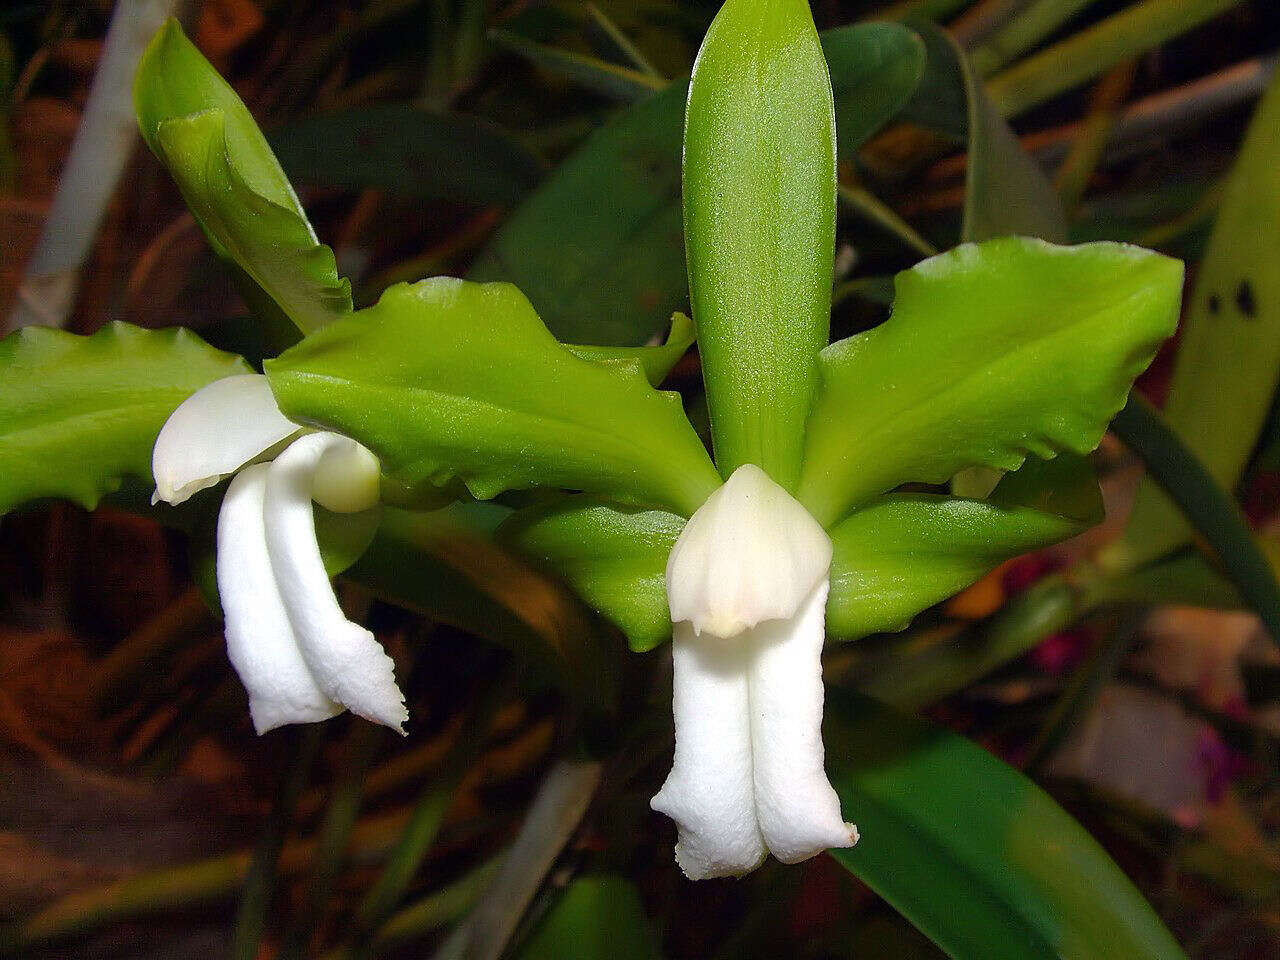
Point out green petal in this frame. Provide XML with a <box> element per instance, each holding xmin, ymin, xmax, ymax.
<box><xmin>0</xmin><ymin>323</ymin><xmax>250</xmax><ymax>515</ymax></box>
<box><xmin>797</xmin><ymin>237</ymin><xmax>1183</xmax><ymax>526</ymax></box>
<box><xmin>266</xmin><ymin>279</ymin><xmax>720</xmax><ymax>515</ymax></box>
<box><xmin>683</xmin><ymin>0</ymin><xmax>835</xmax><ymax>489</ymax></box>
<box><xmin>499</xmin><ymin>497</ymin><xmax>681</xmax><ymax>653</ymax></box>
<box><xmin>827</xmin><ymin>493</ymin><xmax>1082</xmax><ymax>641</ymax></box>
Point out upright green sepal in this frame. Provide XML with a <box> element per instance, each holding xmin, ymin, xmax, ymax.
<box><xmin>134</xmin><ymin>20</ymin><xmax>351</xmax><ymax>333</ymax></box>
<box><xmin>266</xmin><ymin>279</ymin><xmax>721</xmax><ymax>516</ymax></box>
<box><xmin>683</xmin><ymin>0</ymin><xmax>836</xmax><ymax>489</ymax></box>
<box><xmin>0</xmin><ymin>323</ymin><xmax>251</xmax><ymax>515</ymax></box>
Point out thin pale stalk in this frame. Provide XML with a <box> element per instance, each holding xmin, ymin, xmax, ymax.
<box><xmin>969</xmin><ymin>0</ymin><xmax>1100</xmax><ymax>76</ymax></box>
<box><xmin>837</xmin><ymin>183</ymin><xmax>938</xmax><ymax>258</ymax></box>
<box><xmin>7</xmin><ymin>0</ymin><xmax>183</xmax><ymax>331</ymax></box>
<box><xmin>430</xmin><ymin>759</ymin><xmax>603</xmax><ymax>960</ymax></box>
<box><xmin>585</xmin><ymin>3</ymin><xmax>665</xmax><ymax>80</ymax></box>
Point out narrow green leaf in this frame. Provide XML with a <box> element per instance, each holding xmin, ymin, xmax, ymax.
<box><xmin>1112</xmin><ymin>66</ymin><xmax>1280</xmax><ymax>567</ymax></box>
<box><xmin>1110</xmin><ymin>395</ymin><xmax>1280</xmax><ymax>645</ymax></box>
<box><xmin>826</xmin><ymin>690</ymin><xmax>1188</xmax><ymax>960</ymax></box>
<box><xmin>134</xmin><ymin>20</ymin><xmax>350</xmax><ymax>332</ymax></box>
<box><xmin>267</xmin><ymin>278</ymin><xmax>720</xmax><ymax>515</ymax></box>
<box><xmin>0</xmin><ymin>323</ymin><xmax>250</xmax><ymax>515</ymax></box>
<box><xmin>564</xmin><ymin>311</ymin><xmax>695</xmax><ymax>387</ymax></box>
<box><xmin>267</xmin><ymin>105</ymin><xmax>545</xmax><ymax>208</ymax></box>
<box><xmin>469</xmin><ymin>22</ymin><xmax>923</xmax><ymax>348</ymax></box>
<box><xmin>903</xmin><ymin>21</ymin><xmax>1066</xmax><ymax>244</ymax></box>
<box><xmin>826</xmin><ymin>494</ymin><xmax>1082</xmax><ymax>641</ymax></box>
<box><xmin>797</xmin><ymin>238</ymin><xmax>1183</xmax><ymax>526</ymax></box>
<box><xmin>490</xmin><ymin>28</ymin><xmax>665</xmax><ymax>102</ymax></box>
<box><xmin>515</xmin><ymin>875</ymin><xmax>655</xmax><ymax>960</ymax></box>
<box><xmin>683</xmin><ymin>0</ymin><xmax>835</xmax><ymax>488</ymax></box>
<box><xmin>499</xmin><ymin>497</ymin><xmax>681</xmax><ymax>652</ymax></box>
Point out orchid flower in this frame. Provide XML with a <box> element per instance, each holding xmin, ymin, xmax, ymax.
<box><xmin>653</xmin><ymin>464</ymin><xmax>857</xmax><ymax>877</ymax></box>
<box><xmin>151</xmin><ymin>373</ymin><xmax>407</xmax><ymax>735</ymax></box>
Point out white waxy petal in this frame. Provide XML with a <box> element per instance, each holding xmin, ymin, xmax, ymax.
<box><xmin>650</xmin><ymin>619</ymin><xmax>766</xmax><ymax>879</ymax></box>
<box><xmin>216</xmin><ymin>464</ymin><xmax>341</xmax><ymax>734</ymax></box>
<box><xmin>264</xmin><ymin>433</ymin><xmax>408</xmax><ymax>732</ymax></box>
<box><xmin>153</xmin><ymin>374</ymin><xmax>301</xmax><ymax>505</ymax></box>
<box><xmin>666</xmin><ymin>464</ymin><xmax>832</xmax><ymax>638</ymax></box>
<box><xmin>748</xmin><ymin>580</ymin><xmax>858</xmax><ymax>863</ymax></box>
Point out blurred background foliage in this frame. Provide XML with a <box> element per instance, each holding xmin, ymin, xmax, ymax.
<box><xmin>3</xmin><ymin>1</ymin><xmax>1280</xmax><ymax>958</ymax></box>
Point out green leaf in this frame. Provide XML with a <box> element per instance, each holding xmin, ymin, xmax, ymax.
<box><xmin>1113</xmin><ymin>66</ymin><xmax>1280</xmax><ymax>568</ymax></box>
<box><xmin>469</xmin><ymin>22</ymin><xmax>925</xmax><ymax>348</ymax></box>
<box><xmin>683</xmin><ymin>0</ymin><xmax>834</xmax><ymax>488</ymax></box>
<box><xmin>826</xmin><ymin>494</ymin><xmax>1082</xmax><ymax>641</ymax></box>
<box><xmin>826</xmin><ymin>690</ymin><xmax>1188</xmax><ymax>960</ymax></box>
<box><xmin>1109</xmin><ymin>396</ymin><xmax>1280</xmax><ymax>647</ymax></box>
<box><xmin>515</xmin><ymin>875</ymin><xmax>656</xmax><ymax>960</ymax></box>
<box><xmin>822</xmin><ymin>24</ymin><xmax>926</xmax><ymax>164</ymax></box>
<box><xmin>267</xmin><ymin>104</ymin><xmax>545</xmax><ymax>208</ymax></box>
<box><xmin>796</xmin><ymin>238</ymin><xmax>1183</xmax><ymax>526</ymax></box>
<box><xmin>902</xmin><ymin>22</ymin><xmax>1066</xmax><ymax>245</ymax></box>
<box><xmin>499</xmin><ymin>497</ymin><xmax>680</xmax><ymax>652</ymax></box>
<box><xmin>135</xmin><ymin>20</ymin><xmax>350</xmax><ymax>333</ymax></box>
<box><xmin>563</xmin><ymin>312</ymin><xmax>694</xmax><ymax>387</ymax></box>
<box><xmin>266</xmin><ymin>278</ymin><xmax>721</xmax><ymax>515</ymax></box>
<box><xmin>490</xmin><ymin>28</ymin><xmax>665</xmax><ymax>102</ymax></box>
<box><xmin>0</xmin><ymin>323</ymin><xmax>251</xmax><ymax>515</ymax></box>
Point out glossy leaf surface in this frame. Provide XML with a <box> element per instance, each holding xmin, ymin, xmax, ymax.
<box><xmin>266</xmin><ymin>279</ymin><xmax>720</xmax><ymax>515</ymax></box>
<box><xmin>826</xmin><ymin>494</ymin><xmax>1082</xmax><ymax>640</ymax></box>
<box><xmin>826</xmin><ymin>690</ymin><xmax>1188</xmax><ymax>960</ymax></box>
<box><xmin>683</xmin><ymin>0</ymin><xmax>834</xmax><ymax>488</ymax></box>
<box><xmin>500</xmin><ymin>497</ymin><xmax>682</xmax><ymax>652</ymax></box>
<box><xmin>797</xmin><ymin>238</ymin><xmax>1183</xmax><ymax>526</ymax></box>
<box><xmin>0</xmin><ymin>323</ymin><xmax>250</xmax><ymax>514</ymax></box>
<box><xmin>134</xmin><ymin>20</ymin><xmax>350</xmax><ymax>333</ymax></box>
<box><xmin>1115</xmin><ymin>66</ymin><xmax>1280</xmax><ymax>567</ymax></box>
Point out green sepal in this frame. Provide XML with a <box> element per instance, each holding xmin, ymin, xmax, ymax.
<box><xmin>499</xmin><ymin>497</ymin><xmax>681</xmax><ymax>652</ymax></box>
<box><xmin>826</xmin><ymin>494</ymin><xmax>1083</xmax><ymax>640</ymax></box>
<box><xmin>0</xmin><ymin>323</ymin><xmax>250</xmax><ymax>515</ymax></box>
<box><xmin>135</xmin><ymin>20</ymin><xmax>350</xmax><ymax>333</ymax></box>
<box><xmin>797</xmin><ymin>237</ymin><xmax>1183</xmax><ymax>526</ymax></box>
<box><xmin>266</xmin><ymin>278</ymin><xmax>721</xmax><ymax>516</ymax></box>
<box><xmin>683</xmin><ymin>0</ymin><xmax>835</xmax><ymax>489</ymax></box>
<box><xmin>564</xmin><ymin>312</ymin><xmax>695</xmax><ymax>387</ymax></box>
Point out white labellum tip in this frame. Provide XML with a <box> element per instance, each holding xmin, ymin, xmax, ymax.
<box><xmin>665</xmin><ymin>463</ymin><xmax>832</xmax><ymax>638</ymax></box>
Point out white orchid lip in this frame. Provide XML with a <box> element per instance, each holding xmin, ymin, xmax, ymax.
<box><xmin>152</xmin><ymin>374</ymin><xmax>405</xmax><ymax>734</ymax></box>
<box><xmin>665</xmin><ymin>463</ymin><xmax>832</xmax><ymax>638</ymax></box>
<box><xmin>152</xmin><ymin>374</ymin><xmax>301</xmax><ymax>505</ymax></box>
<box><xmin>654</xmin><ymin>463</ymin><xmax>856</xmax><ymax>879</ymax></box>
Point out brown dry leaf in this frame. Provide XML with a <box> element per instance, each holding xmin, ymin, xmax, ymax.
<box><xmin>197</xmin><ymin>0</ymin><xmax>265</xmax><ymax>63</ymax></box>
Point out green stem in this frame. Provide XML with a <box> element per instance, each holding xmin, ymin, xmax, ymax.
<box><xmin>342</xmin><ymin>683</ymin><xmax>510</xmax><ymax>959</ymax></box>
<box><xmin>585</xmin><ymin>2</ymin><xmax>664</xmax><ymax>80</ymax></box>
<box><xmin>986</xmin><ymin>0</ymin><xmax>1243</xmax><ymax>118</ymax></box>
<box><xmin>278</xmin><ymin>723</ymin><xmax>391</xmax><ymax>960</ymax></box>
<box><xmin>1111</xmin><ymin>394</ymin><xmax>1280</xmax><ymax>646</ymax></box>
<box><xmin>230</xmin><ymin>725</ymin><xmax>326</xmax><ymax>960</ymax></box>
